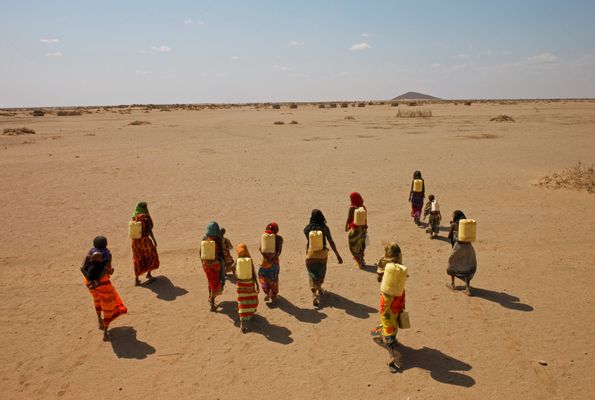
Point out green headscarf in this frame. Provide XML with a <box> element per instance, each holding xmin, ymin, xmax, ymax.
<box><xmin>133</xmin><ymin>201</ymin><xmax>148</xmax><ymax>217</ymax></box>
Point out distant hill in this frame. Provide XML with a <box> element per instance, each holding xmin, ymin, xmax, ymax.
<box><xmin>392</xmin><ymin>92</ymin><xmax>440</xmax><ymax>100</ymax></box>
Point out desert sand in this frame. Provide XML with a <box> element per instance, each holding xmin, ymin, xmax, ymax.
<box><xmin>1</xmin><ymin>100</ymin><xmax>594</xmax><ymax>399</ymax></box>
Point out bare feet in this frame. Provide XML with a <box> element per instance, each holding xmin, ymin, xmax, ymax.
<box><xmin>240</xmin><ymin>320</ymin><xmax>248</xmax><ymax>333</ymax></box>
<box><xmin>209</xmin><ymin>298</ymin><xmax>216</xmax><ymax>312</ymax></box>
<box><xmin>102</xmin><ymin>328</ymin><xmax>109</xmax><ymax>341</ymax></box>
<box><xmin>135</xmin><ymin>278</ymin><xmax>141</xmax><ymax>286</ymax></box>
<box><xmin>97</xmin><ymin>315</ymin><xmax>105</xmax><ymax>330</ymax></box>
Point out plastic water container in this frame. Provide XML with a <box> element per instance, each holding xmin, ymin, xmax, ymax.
<box><xmin>236</xmin><ymin>257</ymin><xmax>253</xmax><ymax>280</ymax></box>
<box><xmin>201</xmin><ymin>240</ymin><xmax>216</xmax><ymax>261</ymax></box>
<box><xmin>458</xmin><ymin>219</ymin><xmax>476</xmax><ymax>242</ymax></box>
<box><xmin>261</xmin><ymin>233</ymin><xmax>276</xmax><ymax>254</ymax></box>
<box><xmin>413</xmin><ymin>179</ymin><xmax>423</xmax><ymax>193</ymax></box>
<box><xmin>354</xmin><ymin>207</ymin><xmax>367</xmax><ymax>226</ymax></box>
<box><xmin>129</xmin><ymin>220</ymin><xmax>142</xmax><ymax>239</ymax></box>
<box><xmin>431</xmin><ymin>201</ymin><xmax>439</xmax><ymax>212</ymax></box>
<box><xmin>381</xmin><ymin>263</ymin><xmax>407</xmax><ymax>296</ymax></box>
<box><xmin>309</xmin><ymin>230</ymin><xmax>323</xmax><ymax>251</ymax></box>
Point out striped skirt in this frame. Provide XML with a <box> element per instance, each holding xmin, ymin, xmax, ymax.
<box><xmin>85</xmin><ymin>276</ymin><xmax>127</xmax><ymax>328</ymax></box>
<box><xmin>237</xmin><ymin>279</ymin><xmax>258</xmax><ymax>321</ymax></box>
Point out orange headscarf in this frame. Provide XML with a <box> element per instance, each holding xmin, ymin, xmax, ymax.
<box><xmin>236</xmin><ymin>243</ymin><xmax>250</xmax><ymax>258</ymax></box>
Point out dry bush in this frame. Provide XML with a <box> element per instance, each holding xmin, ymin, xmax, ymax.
<box><xmin>32</xmin><ymin>110</ymin><xmax>45</xmax><ymax>117</ymax></box>
<box><xmin>464</xmin><ymin>101</ymin><xmax>472</xmax><ymax>106</ymax></box>
<box><xmin>57</xmin><ymin>110</ymin><xmax>82</xmax><ymax>116</ymax></box>
<box><xmin>129</xmin><ymin>120</ymin><xmax>152</xmax><ymax>126</ymax></box>
<box><xmin>407</xmin><ymin>101</ymin><xmax>420</xmax><ymax>107</ymax></box>
<box><xmin>357</xmin><ymin>103</ymin><xmax>366</xmax><ymax>107</ymax></box>
<box><xmin>3</xmin><ymin>127</ymin><xmax>36</xmax><ymax>136</ymax></box>
<box><xmin>318</xmin><ymin>104</ymin><xmax>326</xmax><ymax>109</ymax></box>
<box><xmin>341</xmin><ymin>103</ymin><xmax>349</xmax><ymax>108</ymax></box>
<box><xmin>344</xmin><ymin>116</ymin><xmax>355</xmax><ymax>120</ymax></box>
<box><xmin>290</xmin><ymin>120</ymin><xmax>299</xmax><ymax>125</ymax></box>
<box><xmin>391</xmin><ymin>102</ymin><xmax>399</xmax><ymax>107</ymax></box>
<box><xmin>0</xmin><ymin>111</ymin><xmax>17</xmax><ymax>117</ymax></box>
<box><xmin>396</xmin><ymin>109</ymin><xmax>432</xmax><ymax>118</ymax></box>
<box><xmin>290</xmin><ymin>104</ymin><xmax>298</xmax><ymax>109</ymax></box>
<box><xmin>272</xmin><ymin>104</ymin><xmax>281</xmax><ymax>110</ymax></box>
<box><xmin>537</xmin><ymin>162</ymin><xmax>595</xmax><ymax>193</ymax></box>
<box><xmin>329</xmin><ymin>103</ymin><xmax>337</xmax><ymax>108</ymax></box>
<box><xmin>273</xmin><ymin>121</ymin><xmax>285</xmax><ymax>125</ymax></box>
<box><xmin>490</xmin><ymin>115</ymin><xmax>515</xmax><ymax>123</ymax></box>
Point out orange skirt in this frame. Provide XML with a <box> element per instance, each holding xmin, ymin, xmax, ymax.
<box><xmin>85</xmin><ymin>275</ymin><xmax>127</xmax><ymax>328</ymax></box>
<box><xmin>132</xmin><ymin>236</ymin><xmax>160</xmax><ymax>276</ymax></box>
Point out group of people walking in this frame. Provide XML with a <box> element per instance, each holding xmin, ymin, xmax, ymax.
<box><xmin>80</xmin><ymin>172</ymin><xmax>477</xmax><ymax>372</ymax></box>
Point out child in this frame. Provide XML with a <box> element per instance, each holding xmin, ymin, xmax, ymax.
<box><xmin>423</xmin><ymin>194</ymin><xmax>442</xmax><ymax>239</ymax></box>
<box><xmin>220</xmin><ymin>228</ymin><xmax>236</xmax><ymax>276</ymax></box>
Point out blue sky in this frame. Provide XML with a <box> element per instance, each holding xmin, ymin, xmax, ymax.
<box><xmin>1</xmin><ymin>0</ymin><xmax>594</xmax><ymax>107</ymax></box>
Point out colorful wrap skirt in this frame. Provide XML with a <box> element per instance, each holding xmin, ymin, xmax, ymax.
<box><xmin>203</xmin><ymin>260</ymin><xmax>224</xmax><ymax>297</ymax></box>
<box><xmin>410</xmin><ymin>193</ymin><xmax>424</xmax><ymax>219</ymax></box>
<box><xmin>305</xmin><ymin>249</ymin><xmax>328</xmax><ymax>291</ymax></box>
<box><xmin>348</xmin><ymin>227</ymin><xmax>366</xmax><ymax>261</ymax></box>
<box><xmin>258</xmin><ymin>263</ymin><xmax>280</xmax><ymax>296</ymax></box>
<box><xmin>237</xmin><ymin>279</ymin><xmax>258</xmax><ymax>321</ymax></box>
<box><xmin>85</xmin><ymin>275</ymin><xmax>127</xmax><ymax>328</ymax></box>
<box><xmin>372</xmin><ymin>292</ymin><xmax>406</xmax><ymax>345</ymax></box>
<box><xmin>132</xmin><ymin>236</ymin><xmax>160</xmax><ymax>277</ymax></box>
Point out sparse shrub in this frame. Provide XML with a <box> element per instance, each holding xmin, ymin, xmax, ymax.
<box><xmin>341</xmin><ymin>103</ymin><xmax>349</xmax><ymax>108</ymax></box>
<box><xmin>357</xmin><ymin>103</ymin><xmax>366</xmax><ymax>107</ymax></box>
<box><xmin>272</xmin><ymin>104</ymin><xmax>281</xmax><ymax>109</ymax></box>
<box><xmin>32</xmin><ymin>110</ymin><xmax>45</xmax><ymax>117</ymax></box>
<box><xmin>464</xmin><ymin>101</ymin><xmax>472</xmax><ymax>106</ymax></box>
<box><xmin>396</xmin><ymin>109</ymin><xmax>432</xmax><ymax>118</ymax></box>
<box><xmin>290</xmin><ymin>120</ymin><xmax>299</xmax><ymax>124</ymax></box>
<box><xmin>3</xmin><ymin>127</ymin><xmax>36</xmax><ymax>135</ymax></box>
<box><xmin>329</xmin><ymin>103</ymin><xmax>337</xmax><ymax>108</ymax></box>
<box><xmin>537</xmin><ymin>162</ymin><xmax>595</xmax><ymax>193</ymax></box>
<box><xmin>57</xmin><ymin>110</ymin><xmax>82</xmax><ymax>116</ymax></box>
<box><xmin>273</xmin><ymin>121</ymin><xmax>285</xmax><ymax>125</ymax></box>
<box><xmin>344</xmin><ymin>116</ymin><xmax>355</xmax><ymax>120</ymax></box>
<box><xmin>290</xmin><ymin>104</ymin><xmax>298</xmax><ymax>109</ymax></box>
<box><xmin>318</xmin><ymin>104</ymin><xmax>326</xmax><ymax>109</ymax></box>
<box><xmin>129</xmin><ymin>120</ymin><xmax>152</xmax><ymax>126</ymax></box>
<box><xmin>391</xmin><ymin>102</ymin><xmax>399</xmax><ymax>107</ymax></box>
<box><xmin>490</xmin><ymin>115</ymin><xmax>515</xmax><ymax>123</ymax></box>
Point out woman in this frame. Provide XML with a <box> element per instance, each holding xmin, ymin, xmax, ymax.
<box><xmin>303</xmin><ymin>209</ymin><xmax>343</xmax><ymax>308</ymax></box>
<box><xmin>376</xmin><ymin>242</ymin><xmax>402</xmax><ymax>283</ymax></box>
<box><xmin>408</xmin><ymin>171</ymin><xmax>425</xmax><ymax>225</ymax></box>
<box><xmin>258</xmin><ymin>222</ymin><xmax>283</xmax><ymax>303</ymax></box>
<box><xmin>131</xmin><ymin>201</ymin><xmax>160</xmax><ymax>286</ymax></box>
<box><xmin>447</xmin><ymin>210</ymin><xmax>477</xmax><ymax>295</ymax></box>
<box><xmin>200</xmin><ymin>221</ymin><xmax>226</xmax><ymax>311</ymax></box>
<box><xmin>345</xmin><ymin>192</ymin><xmax>367</xmax><ymax>269</ymax></box>
<box><xmin>81</xmin><ymin>236</ymin><xmax>127</xmax><ymax>341</ymax></box>
<box><xmin>236</xmin><ymin>243</ymin><xmax>259</xmax><ymax>332</ymax></box>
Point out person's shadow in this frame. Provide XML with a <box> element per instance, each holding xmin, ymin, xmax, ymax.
<box><xmin>324</xmin><ymin>291</ymin><xmax>377</xmax><ymax>319</ymax></box>
<box><xmin>373</xmin><ymin>339</ymin><xmax>475</xmax><ymax>387</ymax></box>
<box><xmin>109</xmin><ymin>326</ymin><xmax>156</xmax><ymax>359</ymax></box>
<box><xmin>471</xmin><ymin>287</ymin><xmax>534</xmax><ymax>312</ymax></box>
<box><xmin>141</xmin><ymin>275</ymin><xmax>188</xmax><ymax>301</ymax></box>
<box><xmin>218</xmin><ymin>301</ymin><xmax>293</xmax><ymax>345</ymax></box>
<box><xmin>275</xmin><ymin>296</ymin><xmax>327</xmax><ymax>324</ymax></box>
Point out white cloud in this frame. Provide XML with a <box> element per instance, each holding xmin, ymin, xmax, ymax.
<box><xmin>431</xmin><ymin>63</ymin><xmax>442</xmax><ymax>68</ymax></box>
<box><xmin>349</xmin><ymin>42</ymin><xmax>371</xmax><ymax>51</ymax></box>
<box><xmin>45</xmin><ymin>52</ymin><xmax>62</xmax><ymax>57</ymax></box>
<box><xmin>273</xmin><ymin>64</ymin><xmax>291</xmax><ymax>71</ymax></box>
<box><xmin>452</xmin><ymin>63</ymin><xmax>468</xmax><ymax>70</ymax></box>
<box><xmin>338</xmin><ymin>71</ymin><xmax>349</xmax><ymax>76</ymax></box>
<box><xmin>138</xmin><ymin>50</ymin><xmax>152</xmax><ymax>54</ymax></box>
<box><xmin>231</xmin><ymin>56</ymin><xmax>241</xmax><ymax>60</ymax></box>
<box><xmin>361</xmin><ymin>33</ymin><xmax>371</xmax><ymax>38</ymax></box>
<box><xmin>290</xmin><ymin>40</ymin><xmax>304</xmax><ymax>47</ymax></box>
<box><xmin>40</xmin><ymin>38</ymin><xmax>60</xmax><ymax>44</ymax></box>
<box><xmin>453</xmin><ymin>53</ymin><xmax>470</xmax><ymax>60</ymax></box>
<box><xmin>479</xmin><ymin>50</ymin><xmax>493</xmax><ymax>56</ymax></box>
<box><xmin>151</xmin><ymin>45</ymin><xmax>171</xmax><ymax>53</ymax></box>
<box><xmin>135</xmin><ymin>70</ymin><xmax>152</xmax><ymax>75</ymax></box>
<box><xmin>183</xmin><ymin>18</ymin><xmax>194</xmax><ymax>25</ymax></box>
<box><xmin>525</xmin><ymin>52</ymin><xmax>558</xmax><ymax>64</ymax></box>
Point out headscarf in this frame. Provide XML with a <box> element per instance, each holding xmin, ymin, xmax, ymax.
<box><xmin>236</xmin><ymin>243</ymin><xmax>250</xmax><ymax>258</ymax></box>
<box><xmin>452</xmin><ymin>210</ymin><xmax>466</xmax><ymax>224</ymax></box>
<box><xmin>413</xmin><ymin>170</ymin><xmax>422</xmax><ymax>180</ymax></box>
<box><xmin>205</xmin><ymin>221</ymin><xmax>221</xmax><ymax>238</ymax></box>
<box><xmin>88</xmin><ymin>236</ymin><xmax>111</xmax><ymax>263</ymax></box>
<box><xmin>133</xmin><ymin>201</ymin><xmax>148</xmax><ymax>217</ymax></box>
<box><xmin>309</xmin><ymin>209</ymin><xmax>326</xmax><ymax>225</ymax></box>
<box><xmin>350</xmin><ymin>192</ymin><xmax>365</xmax><ymax>208</ymax></box>
<box><xmin>265</xmin><ymin>222</ymin><xmax>279</xmax><ymax>235</ymax></box>
<box><xmin>383</xmin><ymin>242</ymin><xmax>402</xmax><ymax>264</ymax></box>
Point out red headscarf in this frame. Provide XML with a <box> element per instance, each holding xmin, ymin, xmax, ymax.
<box><xmin>350</xmin><ymin>192</ymin><xmax>365</xmax><ymax>208</ymax></box>
<box><xmin>265</xmin><ymin>222</ymin><xmax>279</xmax><ymax>235</ymax></box>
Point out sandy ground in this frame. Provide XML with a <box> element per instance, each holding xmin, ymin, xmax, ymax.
<box><xmin>1</xmin><ymin>101</ymin><xmax>594</xmax><ymax>399</ymax></box>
